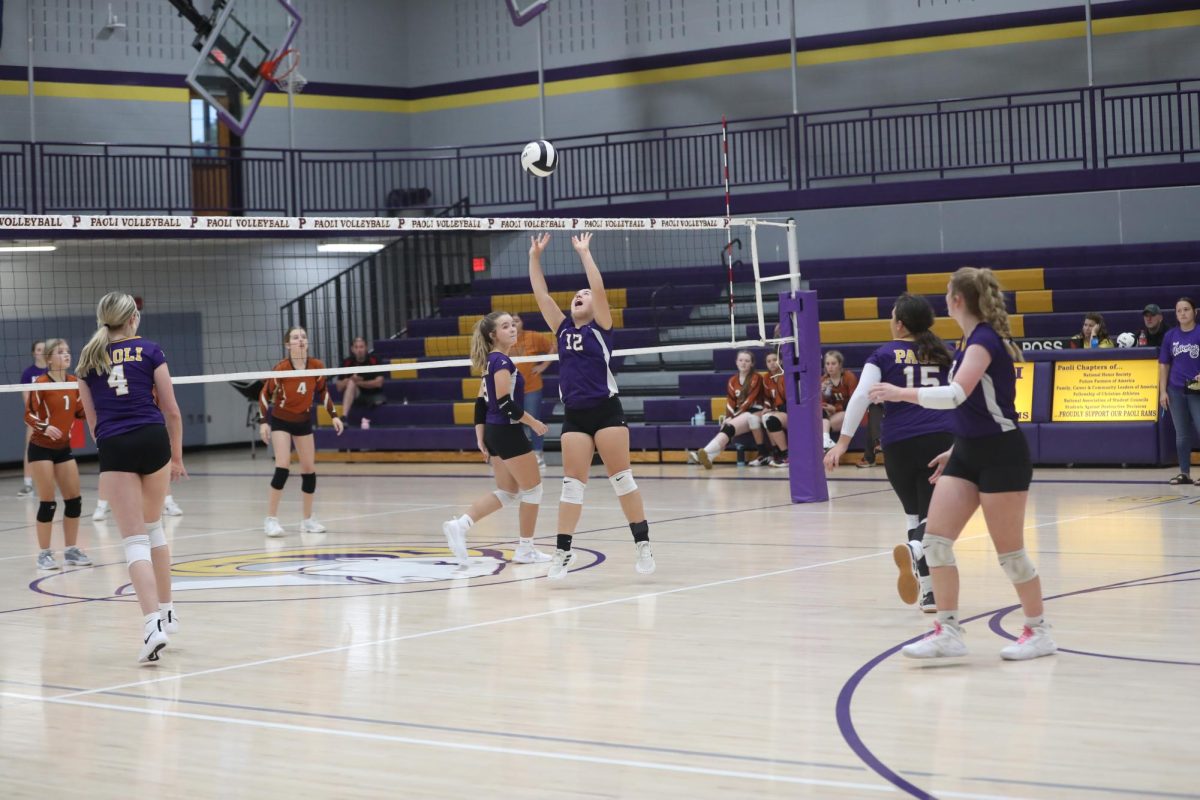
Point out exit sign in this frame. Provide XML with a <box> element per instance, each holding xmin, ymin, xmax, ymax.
<box><xmin>472</xmin><ymin>257</ymin><xmax>487</xmax><ymax>272</ymax></box>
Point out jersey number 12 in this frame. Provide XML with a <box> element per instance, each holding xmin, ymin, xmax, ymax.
<box><xmin>564</xmin><ymin>333</ymin><xmax>584</xmax><ymax>352</ymax></box>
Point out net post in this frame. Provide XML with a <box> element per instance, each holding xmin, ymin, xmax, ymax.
<box><xmin>786</xmin><ymin>217</ymin><xmax>800</xmax><ymax>293</ymax></box>
<box><xmin>780</xmin><ymin>289</ymin><xmax>828</xmax><ymax>503</ymax></box>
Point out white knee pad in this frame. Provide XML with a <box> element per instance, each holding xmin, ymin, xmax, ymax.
<box><xmin>922</xmin><ymin>535</ymin><xmax>956</xmax><ymax>568</ymax></box>
<box><xmin>747</xmin><ymin>414</ymin><xmax>762</xmax><ymax>431</ymax></box>
<box><xmin>609</xmin><ymin>469</ymin><xmax>638</xmax><ymax>497</ymax></box>
<box><xmin>493</xmin><ymin>489</ymin><xmax>519</xmax><ymax>508</ymax></box>
<box><xmin>561</xmin><ymin>477</ymin><xmax>586</xmax><ymax>505</ymax></box>
<box><xmin>998</xmin><ymin>548</ymin><xmax>1038</xmax><ymax>584</ymax></box>
<box><xmin>519</xmin><ymin>484</ymin><xmax>544</xmax><ymax>505</ymax></box>
<box><xmin>123</xmin><ymin>534</ymin><xmax>152</xmax><ymax>567</ymax></box>
<box><xmin>147</xmin><ymin>519</ymin><xmax>167</xmax><ymax>549</ymax></box>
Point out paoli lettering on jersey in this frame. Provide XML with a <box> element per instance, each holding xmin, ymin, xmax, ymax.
<box><xmin>111</xmin><ymin>346</ymin><xmax>144</xmax><ymax>364</ymax></box>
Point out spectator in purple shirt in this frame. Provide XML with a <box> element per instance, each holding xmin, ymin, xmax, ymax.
<box><xmin>870</xmin><ymin>267</ymin><xmax>1055</xmax><ymax>663</ymax></box>
<box><xmin>18</xmin><ymin>340</ymin><xmax>48</xmax><ymax>498</ymax></box>
<box><xmin>1158</xmin><ymin>297</ymin><xmax>1200</xmax><ymax>485</ymax></box>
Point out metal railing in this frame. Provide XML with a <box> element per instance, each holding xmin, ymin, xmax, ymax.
<box><xmin>2</xmin><ymin>77</ymin><xmax>1197</xmax><ymax>216</ymax></box>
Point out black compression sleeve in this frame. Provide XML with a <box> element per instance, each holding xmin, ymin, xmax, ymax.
<box><xmin>474</xmin><ymin>397</ymin><xmax>487</xmax><ymax>425</ymax></box>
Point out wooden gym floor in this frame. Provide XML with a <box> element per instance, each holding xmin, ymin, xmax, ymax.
<box><xmin>0</xmin><ymin>451</ymin><xmax>1197</xmax><ymax>799</ymax></box>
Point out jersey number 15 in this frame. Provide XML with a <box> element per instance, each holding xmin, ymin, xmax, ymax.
<box><xmin>902</xmin><ymin>365</ymin><xmax>941</xmax><ymax>388</ymax></box>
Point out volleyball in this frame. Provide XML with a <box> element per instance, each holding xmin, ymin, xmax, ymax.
<box><xmin>1116</xmin><ymin>331</ymin><xmax>1136</xmax><ymax>348</ymax></box>
<box><xmin>521</xmin><ymin>140</ymin><xmax>558</xmax><ymax>177</ymax></box>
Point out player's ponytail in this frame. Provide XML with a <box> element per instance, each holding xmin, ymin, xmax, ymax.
<box><xmin>949</xmin><ymin>267</ymin><xmax>1023</xmax><ymax>362</ymax></box>
<box><xmin>470</xmin><ymin>311</ymin><xmax>507</xmax><ymax>374</ymax></box>
<box><xmin>77</xmin><ymin>292</ymin><xmax>138</xmax><ymax>377</ymax></box>
<box><xmin>893</xmin><ymin>293</ymin><xmax>952</xmax><ymax>368</ymax></box>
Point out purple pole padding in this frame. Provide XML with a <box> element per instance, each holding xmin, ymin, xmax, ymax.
<box><xmin>779</xmin><ymin>290</ymin><xmax>829</xmax><ymax>503</ymax></box>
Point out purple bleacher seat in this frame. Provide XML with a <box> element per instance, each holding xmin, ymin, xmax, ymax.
<box><xmin>659</xmin><ymin>424</ymin><xmax>721</xmax><ymax>449</ymax></box>
<box><xmin>1043</xmin><ymin>263</ymin><xmax>1200</xmax><ymax>291</ymax></box>
<box><xmin>627</xmin><ymin>285</ymin><xmax>722</xmax><ymax>306</ymax></box>
<box><xmin>315</xmin><ymin>426</ymin><xmax>477</xmax><ymax>451</ymax></box>
<box><xmin>643</xmin><ymin>398</ymin><xmax>711</xmax><ymax>422</ymax></box>
<box><xmin>622</xmin><ymin>307</ymin><xmax>692</xmax><ymax>327</ymax></box>
<box><xmin>678</xmin><ymin>374</ymin><xmax>727</xmax><ymax>395</ymax></box>
<box><xmin>628</xmin><ymin>426</ymin><xmax>660</xmax><ymax>450</ymax></box>
<box><xmin>406</xmin><ymin>318</ymin><xmax>459</xmax><ymax>336</ymax></box>
<box><xmin>1023</xmin><ymin>311</ymin><xmax>1149</xmax><ymax>339</ymax></box>
<box><xmin>1038</xmin><ymin>422</ymin><xmax>1158</xmax><ymax>465</ymax></box>
<box><xmin>355</xmin><ymin>405</ymin><xmax>454</xmax><ymax>426</ymax></box>
<box><xmin>373</xmin><ymin>340</ymin><xmax>425</xmax><ymax>358</ymax></box>
<box><xmin>439</xmin><ymin>296</ymin><xmax>492</xmax><ymax>315</ymax></box>
<box><xmin>1035</xmin><ymin>285</ymin><xmax>1193</xmax><ymax>317</ymax></box>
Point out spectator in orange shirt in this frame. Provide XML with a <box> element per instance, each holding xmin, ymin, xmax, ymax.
<box><xmin>687</xmin><ymin>350</ymin><xmax>768</xmax><ymax>469</ymax></box>
<box><xmin>512</xmin><ymin>315</ymin><xmax>554</xmax><ymax>472</ymax></box>
<box><xmin>821</xmin><ymin>350</ymin><xmax>858</xmax><ymax>450</ymax></box>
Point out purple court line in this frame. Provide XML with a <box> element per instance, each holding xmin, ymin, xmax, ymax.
<box><xmin>0</xmin><ymin>678</ymin><xmax>864</xmax><ymax>775</ymax></box>
<box><xmin>836</xmin><ymin>567</ymin><xmax>1200</xmax><ymax>799</ymax></box>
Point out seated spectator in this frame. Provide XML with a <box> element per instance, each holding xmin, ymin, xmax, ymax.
<box><xmin>821</xmin><ymin>350</ymin><xmax>858</xmax><ymax>450</ymax></box>
<box><xmin>1069</xmin><ymin>312</ymin><xmax>1115</xmax><ymax>349</ymax></box>
<box><xmin>687</xmin><ymin>350</ymin><xmax>767</xmax><ymax>469</ymax></box>
<box><xmin>512</xmin><ymin>315</ymin><xmax>554</xmax><ymax>473</ymax></box>
<box><xmin>337</xmin><ymin>337</ymin><xmax>386</xmax><ymax>428</ymax></box>
<box><xmin>760</xmin><ymin>352</ymin><xmax>788</xmax><ymax>467</ymax></box>
<box><xmin>1138</xmin><ymin>303</ymin><xmax>1173</xmax><ymax>348</ymax></box>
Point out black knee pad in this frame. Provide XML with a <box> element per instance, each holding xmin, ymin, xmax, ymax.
<box><xmin>908</xmin><ymin>521</ymin><xmax>926</xmax><ymax>542</ymax></box>
<box><xmin>720</xmin><ymin>423</ymin><xmax>736</xmax><ymax>439</ymax></box>
<box><xmin>764</xmin><ymin>415</ymin><xmax>783</xmax><ymax>432</ymax></box>
<box><xmin>63</xmin><ymin>496</ymin><xmax>82</xmax><ymax>519</ymax></box>
<box><xmin>37</xmin><ymin>500</ymin><xmax>57</xmax><ymax>523</ymax></box>
<box><xmin>270</xmin><ymin>467</ymin><xmax>290</xmax><ymax>490</ymax></box>
<box><xmin>301</xmin><ymin>472</ymin><xmax>316</xmax><ymax>494</ymax></box>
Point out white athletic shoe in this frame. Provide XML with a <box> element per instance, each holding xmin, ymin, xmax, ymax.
<box><xmin>63</xmin><ymin>546</ymin><xmax>92</xmax><ymax>567</ymax></box>
<box><xmin>901</xmin><ymin>621</ymin><xmax>968</xmax><ymax>659</ymax></box>
<box><xmin>92</xmin><ymin>505</ymin><xmax>110</xmax><ymax>522</ymax></box>
<box><xmin>512</xmin><ymin>542</ymin><xmax>553</xmax><ymax>564</ymax></box>
<box><xmin>919</xmin><ymin>592</ymin><xmax>937</xmax><ymax>613</ymax></box>
<box><xmin>547</xmin><ymin>549</ymin><xmax>577</xmax><ymax>580</ymax></box>
<box><xmin>300</xmin><ymin>516</ymin><xmax>327</xmax><ymax>534</ymax></box>
<box><xmin>442</xmin><ymin>519</ymin><xmax>470</xmax><ymax>565</ymax></box>
<box><xmin>17</xmin><ymin>484</ymin><xmax>34</xmax><ymax>498</ymax></box>
<box><xmin>264</xmin><ymin>516</ymin><xmax>285</xmax><ymax>537</ymax></box>
<box><xmin>634</xmin><ymin>541</ymin><xmax>656</xmax><ymax>575</ymax></box>
<box><xmin>162</xmin><ymin>498</ymin><xmax>183</xmax><ymax>517</ymax></box>
<box><xmin>822</xmin><ymin>435</ymin><xmax>836</xmax><ymax>451</ymax></box>
<box><xmin>892</xmin><ymin>542</ymin><xmax>921</xmax><ymax>606</ymax></box>
<box><xmin>138</xmin><ymin>618</ymin><xmax>168</xmax><ymax>663</ymax></box>
<box><xmin>1000</xmin><ymin>624</ymin><xmax>1057</xmax><ymax>661</ymax></box>
<box><xmin>36</xmin><ymin>549</ymin><xmax>59</xmax><ymax>571</ymax></box>
<box><xmin>695</xmin><ymin>449</ymin><xmax>713</xmax><ymax>470</ymax></box>
<box><xmin>162</xmin><ymin>609</ymin><xmax>180</xmax><ymax>636</ymax></box>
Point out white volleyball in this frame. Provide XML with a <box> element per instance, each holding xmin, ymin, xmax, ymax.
<box><xmin>521</xmin><ymin>140</ymin><xmax>558</xmax><ymax>177</ymax></box>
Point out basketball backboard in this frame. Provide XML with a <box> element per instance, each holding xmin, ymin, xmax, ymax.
<box><xmin>181</xmin><ymin>0</ymin><xmax>303</xmax><ymax>138</ymax></box>
<box><xmin>505</xmin><ymin>0</ymin><xmax>551</xmax><ymax>26</ymax></box>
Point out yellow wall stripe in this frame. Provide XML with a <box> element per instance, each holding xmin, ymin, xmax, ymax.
<box><xmin>11</xmin><ymin>12</ymin><xmax>1195</xmax><ymax>113</ymax></box>
<box><xmin>1016</xmin><ymin>289</ymin><xmax>1054</xmax><ymax>314</ymax></box>
<box><xmin>842</xmin><ymin>297</ymin><xmax>878</xmax><ymax>320</ymax></box>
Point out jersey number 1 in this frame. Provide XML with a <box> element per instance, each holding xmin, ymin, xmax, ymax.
<box><xmin>108</xmin><ymin>364</ymin><xmax>130</xmax><ymax>396</ymax></box>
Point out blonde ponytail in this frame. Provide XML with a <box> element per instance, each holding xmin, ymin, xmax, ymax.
<box><xmin>77</xmin><ymin>292</ymin><xmax>138</xmax><ymax>377</ymax></box>
<box><xmin>470</xmin><ymin>311</ymin><xmax>508</xmax><ymax>374</ymax></box>
<box><xmin>950</xmin><ymin>267</ymin><xmax>1023</xmax><ymax>362</ymax></box>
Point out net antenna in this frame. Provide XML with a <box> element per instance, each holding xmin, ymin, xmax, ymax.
<box><xmin>505</xmin><ymin>0</ymin><xmax>551</xmax><ymax>26</ymax></box>
<box><xmin>172</xmin><ymin>0</ymin><xmax>303</xmax><ymax>136</ymax></box>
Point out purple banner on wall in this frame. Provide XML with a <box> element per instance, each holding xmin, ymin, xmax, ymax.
<box><xmin>780</xmin><ymin>290</ymin><xmax>829</xmax><ymax>504</ymax></box>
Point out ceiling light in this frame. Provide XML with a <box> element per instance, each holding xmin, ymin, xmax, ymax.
<box><xmin>316</xmin><ymin>243</ymin><xmax>385</xmax><ymax>253</ymax></box>
<box><xmin>0</xmin><ymin>245</ymin><xmax>57</xmax><ymax>253</ymax></box>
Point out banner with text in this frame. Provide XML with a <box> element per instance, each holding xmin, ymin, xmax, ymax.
<box><xmin>1051</xmin><ymin>359</ymin><xmax>1158</xmax><ymax>422</ymax></box>
<box><xmin>1014</xmin><ymin>362</ymin><xmax>1035</xmax><ymax>422</ymax></box>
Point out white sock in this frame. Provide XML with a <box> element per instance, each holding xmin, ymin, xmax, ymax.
<box><xmin>159</xmin><ymin>602</ymin><xmax>174</xmax><ymax>616</ymax></box>
<box><xmin>97</xmin><ymin>500</ymin><xmax>109</xmax><ymax>510</ymax></box>
<box><xmin>702</xmin><ymin>438</ymin><xmax>722</xmax><ymax>458</ymax></box>
<box><xmin>457</xmin><ymin>514</ymin><xmax>474</xmax><ymax>530</ymax></box>
<box><xmin>164</xmin><ymin>495</ymin><xmax>174</xmax><ymax>505</ymax></box>
<box><xmin>905</xmin><ymin>514</ymin><xmax>920</xmax><ymax>530</ymax></box>
<box><xmin>919</xmin><ymin>575</ymin><xmax>933</xmax><ymax>593</ymax></box>
<box><xmin>143</xmin><ymin>612</ymin><xmax>161</xmax><ymax>630</ymax></box>
<box><xmin>23</xmin><ymin>477</ymin><xmax>32</xmax><ymax>488</ymax></box>
<box><xmin>936</xmin><ymin>610</ymin><xmax>960</xmax><ymax>629</ymax></box>
<box><xmin>1024</xmin><ymin>615</ymin><xmax>1046</xmax><ymax>629</ymax></box>
<box><xmin>517</xmin><ymin>537</ymin><xmax>535</xmax><ymax>549</ymax></box>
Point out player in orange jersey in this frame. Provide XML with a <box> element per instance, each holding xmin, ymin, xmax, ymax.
<box><xmin>687</xmin><ymin>350</ymin><xmax>768</xmax><ymax>469</ymax></box>
<box><xmin>258</xmin><ymin>326</ymin><xmax>344</xmax><ymax>537</ymax></box>
<box><xmin>24</xmin><ymin>339</ymin><xmax>91</xmax><ymax>570</ymax></box>
<box><xmin>760</xmin><ymin>351</ymin><xmax>789</xmax><ymax>467</ymax></box>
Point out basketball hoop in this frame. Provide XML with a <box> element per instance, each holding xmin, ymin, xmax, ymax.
<box><xmin>260</xmin><ymin>48</ymin><xmax>307</xmax><ymax>94</ymax></box>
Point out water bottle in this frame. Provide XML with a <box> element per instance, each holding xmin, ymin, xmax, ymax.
<box><xmin>691</xmin><ymin>406</ymin><xmax>705</xmax><ymax>426</ymax></box>
<box><xmin>1090</xmin><ymin>335</ymin><xmax>1099</xmax><ymax>349</ymax></box>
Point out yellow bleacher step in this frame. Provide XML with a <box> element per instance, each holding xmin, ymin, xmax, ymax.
<box><xmin>818</xmin><ymin>315</ymin><xmax>1024</xmax><ymax>345</ymax></box>
<box><xmin>1016</xmin><ymin>289</ymin><xmax>1054</xmax><ymax>314</ymax></box>
<box><xmin>452</xmin><ymin>402</ymin><xmax>476</xmax><ymax>425</ymax></box>
<box><xmin>491</xmin><ymin>288</ymin><xmax>627</xmax><ymax>314</ymax></box>
<box><xmin>462</xmin><ymin>377</ymin><xmax>482</xmax><ymax>399</ymax></box>
<box><xmin>907</xmin><ymin>267</ymin><xmax>1044</xmax><ymax>295</ymax></box>
<box><xmin>390</xmin><ymin>358</ymin><xmax>418</xmax><ymax>379</ymax></box>
<box><xmin>425</xmin><ymin>335</ymin><xmax>471</xmax><ymax>357</ymax></box>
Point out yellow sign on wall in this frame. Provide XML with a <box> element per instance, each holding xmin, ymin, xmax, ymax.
<box><xmin>1014</xmin><ymin>362</ymin><xmax>1034</xmax><ymax>423</ymax></box>
<box><xmin>1051</xmin><ymin>360</ymin><xmax>1159</xmax><ymax>422</ymax></box>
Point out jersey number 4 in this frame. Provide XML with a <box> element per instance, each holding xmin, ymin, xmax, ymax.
<box><xmin>107</xmin><ymin>364</ymin><xmax>130</xmax><ymax>396</ymax></box>
<box><xmin>902</xmin><ymin>365</ymin><xmax>941</xmax><ymax>388</ymax></box>
<box><xmin>563</xmin><ymin>333</ymin><xmax>584</xmax><ymax>352</ymax></box>
<box><xmin>296</xmin><ymin>381</ymin><xmax>308</xmax><ymax>395</ymax></box>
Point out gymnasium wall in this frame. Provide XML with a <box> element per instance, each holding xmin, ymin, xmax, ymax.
<box><xmin>0</xmin><ymin>241</ymin><xmax>360</xmax><ymax>462</ymax></box>
<box><xmin>0</xmin><ymin>1</ymin><xmax>1197</xmax><ymax>152</ymax></box>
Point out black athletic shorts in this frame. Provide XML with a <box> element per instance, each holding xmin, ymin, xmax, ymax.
<box><xmin>942</xmin><ymin>429</ymin><xmax>1032</xmax><ymax>493</ymax></box>
<box><xmin>882</xmin><ymin>431</ymin><xmax>954</xmax><ymax>517</ymax></box>
<box><xmin>269</xmin><ymin>415</ymin><xmax>314</xmax><ymax>437</ymax></box>
<box><xmin>98</xmin><ymin>424</ymin><xmax>171</xmax><ymax>475</ymax></box>
<box><xmin>561</xmin><ymin>396</ymin><xmax>627</xmax><ymax>437</ymax></box>
<box><xmin>484</xmin><ymin>423</ymin><xmax>533</xmax><ymax>460</ymax></box>
<box><xmin>27</xmin><ymin>442</ymin><xmax>75</xmax><ymax>465</ymax></box>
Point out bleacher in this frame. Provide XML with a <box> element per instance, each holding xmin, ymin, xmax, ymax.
<box><xmin>314</xmin><ymin>241</ymin><xmax>1200</xmax><ymax>465</ymax></box>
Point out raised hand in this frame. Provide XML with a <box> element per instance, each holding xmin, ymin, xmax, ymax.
<box><xmin>529</xmin><ymin>232</ymin><xmax>551</xmax><ymax>257</ymax></box>
<box><xmin>570</xmin><ymin>232</ymin><xmax>593</xmax><ymax>254</ymax></box>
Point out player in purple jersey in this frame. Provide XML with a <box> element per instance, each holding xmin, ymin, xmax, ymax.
<box><xmin>870</xmin><ymin>268</ymin><xmax>1055</xmax><ymax>662</ymax></box>
<box><xmin>76</xmin><ymin>292</ymin><xmax>186</xmax><ymax>664</ymax></box>
<box><xmin>442</xmin><ymin>311</ymin><xmax>552</xmax><ymax>567</ymax></box>
<box><xmin>1158</xmin><ymin>297</ymin><xmax>1200</xmax><ymax>485</ymax></box>
<box><xmin>18</xmin><ymin>340</ymin><xmax>48</xmax><ymax>498</ymax></box>
<box><xmin>528</xmin><ymin>232</ymin><xmax>655</xmax><ymax>579</ymax></box>
<box><xmin>824</xmin><ymin>294</ymin><xmax>954</xmax><ymax>612</ymax></box>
